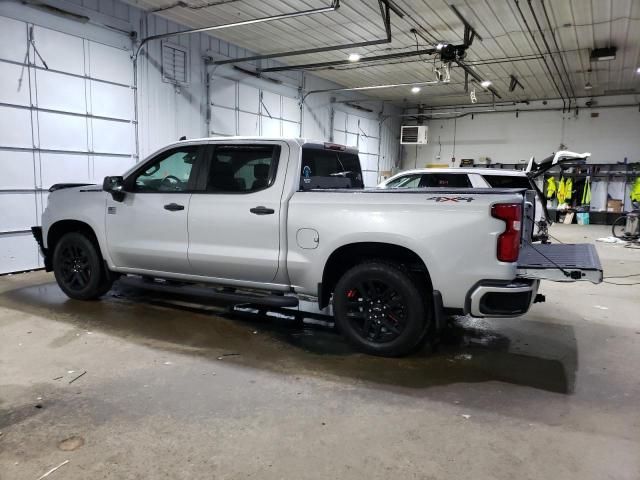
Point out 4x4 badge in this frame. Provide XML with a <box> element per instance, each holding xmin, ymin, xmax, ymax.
<box><xmin>427</xmin><ymin>196</ymin><xmax>474</xmax><ymax>203</ymax></box>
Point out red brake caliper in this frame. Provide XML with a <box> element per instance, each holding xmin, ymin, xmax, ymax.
<box><xmin>347</xmin><ymin>289</ymin><xmax>357</xmax><ymax>299</ymax></box>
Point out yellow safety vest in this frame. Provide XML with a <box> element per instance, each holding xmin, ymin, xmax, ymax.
<box><xmin>582</xmin><ymin>180</ymin><xmax>591</xmax><ymax>205</ymax></box>
<box><xmin>564</xmin><ymin>177</ymin><xmax>573</xmax><ymax>200</ymax></box>
<box><xmin>557</xmin><ymin>177</ymin><xmax>566</xmax><ymax>203</ymax></box>
<box><xmin>546</xmin><ymin>177</ymin><xmax>557</xmax><ymax>199</ymax></box>
<box><xmin>631</xmin><ymin>178</ymin><xmax>640</xmax><ymax>202</ymax></box>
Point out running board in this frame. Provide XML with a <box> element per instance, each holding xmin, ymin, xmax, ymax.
<box><xmin>517</xmin><ymin>243</ymin><xmax>603</xmax><ymax>284</ymax></box>
<box><xmin>117</xmin><ymin>276</ymin><xmax>299</xmax><ymax>307</ymax></box>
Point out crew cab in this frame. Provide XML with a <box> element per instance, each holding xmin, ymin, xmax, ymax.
<box><xmin>32</xmin><ymin>138</ymin><xmax>602</xmax><ymax>357</ymax></box>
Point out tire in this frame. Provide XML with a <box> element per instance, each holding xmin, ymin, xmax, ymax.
<box><xmin>612</xmin><ymin>216</ymin><xmax>627</xmax><ymax>239</ymax></box>
<box><xmin>52</xmin><ymin>232</ymin><xmax>113</xmax><ymax>300</ymax></box>
<box><xmin>333</xmin><ymin>260</ymin><xmax>431</xmax><ymax>357</ymax></box>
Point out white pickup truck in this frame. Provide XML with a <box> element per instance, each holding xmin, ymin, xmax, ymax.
<box><xmin>32</xmin><ymin>138</ymin><xmax>603</xmax><ymax>356</ymax></box>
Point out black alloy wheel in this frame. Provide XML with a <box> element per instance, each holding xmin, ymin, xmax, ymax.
<box><xmin>53</xmin><ymin>232</ymin><xmax>113</xmax><ymax>300</ymax></box>
<box><xmin>59</xmin><ymin>241</ymin><xmax>92</xmax><ymax>291</ymax></box>
<box><xmin>333</xmin><ymin>261</ymin><xmax>431</xmax><ymax>357</ymax></box>
<box><xmin>344</xmin><ymin>280</ymin><xmax>407</xmax><ymax>344</ymax></box>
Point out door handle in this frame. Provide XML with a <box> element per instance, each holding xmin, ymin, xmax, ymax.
<box><xmin>164</xmin><ymin>203</ymin><xmax>185</xmax><ymax>211</ymax></box>
<box><xmin>250</xmin><ymin>206</ymin><xmax>275</xmax><ymax>215</ymax></box>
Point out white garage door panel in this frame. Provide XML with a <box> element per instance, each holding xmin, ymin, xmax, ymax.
<box><xmin>333</xmin><ymin>130</ymin><xmax>346</xmax><ymax>145</ymax></box>
<box><xmin>90</xmin><ymin>81</ymin><xmax>133</xmax><ymax>119</ymax></box>
<box><xmin>238</xmin><ymin>84</ymin><xmax>259</xmax><ymax>113</ymax></box>
<box><xmin>38</xmin><ymin>111</ymin><xmax>87</xmax><ymax>151</ymax></box>
<box><xmin>363</xmin><ymin>171</ymin><xmax>378</xmax><ymax>187</ymax></box>
<box><xmin>358</xmin><ymin>135</ymin><xmax>371</xmax><ymax>154</ymax></box>
<box><xmin>211</xmin><ymin>106</ymin><xmax>236</xmax><ymax>135</ymax></box>
<box><xmin>238</xmin><ymin>111</ymin><xmax>259</xmax><ymax>136</ymax></box>
<box><xmin>0</xmin><ymin>106</ymin><xmax>33</xmax><ymax>148</ymax></box>
<box><xmin>0</xmin><ymin>193</ymin><xmax>37</xmax><ymax>231</ymax></box>
<box><xmin>282</xmin><ymin>97</ymin><xmax>299</xmax><ymax>122</ymax></box>
<box><xmin>32</xmin><ymin>26</ymin><xmax>84</xmax><ymax>75</ymax></box>
<box><xmin>346</xmin><ymin>133</ymin><xmax>358</xmax><ymax>148</ymax></box>
<box><xmin>282</xmin><ymin>120</ymin><xmax>299</xmax><ymax>137</ymax></box>
<box><xmin>1</xmin><ymin>151</ymin><xmax>35</xmax><ymax>189</ymax></box>
<box><xmin>261</xmin><ymin>117</ymin><xmax>280</xmax><ymax>137</ymax></box>
<box><xmin>262</xmin><ymin>91</ymin><xmax>280</xmax><ymax>119</ymax></box>
<box><xmin>347</xmin><ymin>115</ymin><xmax>360</xmax><ymax>133</ymax></box>
<box><xmin>0</xmin><ymin>63</ymin><xmax>30</xmax><ymax>106</ymax></box>
<box><xmin>0</xmin><ymin>234</ymin><xmax>40</xmax><ymax>272</ymax></box>
<box><xmin>40</xmin><ymin>153</ymin><xmax>90</xmax><ymax>188</ymax></box>
<box><xmin>92</xmin><ymin>155</ymin><xmax>134</xmax><ymax>182</ymax></box>
<box><xmin>365</xmin><ymin>119</ymin><xmax>379</xmax><ymax>137</ymax></box>
<box><xmin>88</xmin><ymin>42</ymin><xmax>133</xmax><ymax>85</ymax></box>
<box><xmin>0</xmin><ymin>17</ymin><xmax>28</xmax><ymax>62</ymax></box>
<box><xmin>212</xmin><ymin>78</ymin><xmax>236</xmax><ymax>108</ymax></box>
<box><xmin>91</xmin><ymin>118</ymin><xmax>133</xmax><ymax>154</ymax></box>
<box><xmin>36</xmin><ymin>69</ymin><xmax>86</xmax><ymax>113</ymax></box>
<box><xmin>334</xmin><ymin>111</ymin><xmax>347</xmax><ymax>131</ymax></box>
<box><xmin>0</xmin><ymin>16</ymin><xmax>135</xmax><ymax>274</ymax></box>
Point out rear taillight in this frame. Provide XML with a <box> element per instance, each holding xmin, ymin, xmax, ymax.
<box><xmin>491</xmin><ymin>203</ymin><xmax>522</xmax><ymax>262</ymax></box>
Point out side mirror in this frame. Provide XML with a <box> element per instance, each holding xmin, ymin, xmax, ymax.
<box><xmin>103</xmin><ymin>176</ymin><xmax>125</xmax><ymax>202</ymax></box>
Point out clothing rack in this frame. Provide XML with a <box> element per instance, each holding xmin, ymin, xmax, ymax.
<box><xmin>544</xmin><ymin>162</ymin><xmax>640</xmax><ymax>225</ymax></box>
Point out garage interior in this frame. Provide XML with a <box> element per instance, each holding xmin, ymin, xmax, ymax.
<box><xmin>1</xmin><ymin>0</ymin><xmax>639</xmax><ymax>478</ymax></box>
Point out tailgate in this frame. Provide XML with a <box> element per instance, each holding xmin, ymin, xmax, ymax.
<box><xmin>517</xmin><ymin>243</ymin><xmax>603</xmax><ymax>283</ymax></box>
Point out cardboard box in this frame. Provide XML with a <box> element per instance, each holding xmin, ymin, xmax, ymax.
<box><xmin>607</xmin><ymin>199</ymin><xmax>623</xmax><ymax>213</ymax></box>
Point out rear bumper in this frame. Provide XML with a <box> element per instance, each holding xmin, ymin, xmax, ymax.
<box><xmin>31</xmin><ymin>226</ymin><xmax>52</xmax><ymax>271</ymax></box>
<box><xmin>464</xmin><ymin>279</ymin><xmax>539</xmax><ymax>317</ymax></box>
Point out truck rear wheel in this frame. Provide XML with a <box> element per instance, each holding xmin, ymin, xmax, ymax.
<box><xmin>333</xmin><ymin>261</ymin><xmax>430</xmax><ymax>357</ymax></box>
<box><xmin>52</xmin><ymin>232</ymin><xmax>112</xmax><ymax>300</ymax></box>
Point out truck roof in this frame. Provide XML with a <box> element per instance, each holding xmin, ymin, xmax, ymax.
<box><xmin>391</xmin><ymin>167</ymin><xmax>527</xmax><ymax>177</ymax></box>
<box><xmin>159</xmin><ymin>136</ymin><xmax>359</xmax><ymax>154</ymax></box>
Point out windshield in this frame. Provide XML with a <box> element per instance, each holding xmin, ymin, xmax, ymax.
<box><xmin>300</xmin><ymin>148</ymin><xmax>364</xmax><ymax>190</ymax></box>
<box><xmin>483</xmin><ymin>175</ymin><xmax>531</xmax><ymax>189</ymax></box>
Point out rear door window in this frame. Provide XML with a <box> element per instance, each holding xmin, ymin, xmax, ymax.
<box><xmin>482</xmin><ymin>175</ymin><xmax>531</xmax><ymax>189</ymax></box>
<box><xmin>205</xmin><ymin>145</ymin><xmax>280</xmax><ymax>193</ymax></box>
<box><xmin>419</xmin><ymin>173</ymin><xmax>471</xmax><ymax>188</ymax></box>
<box><xmin>300</xmin><ymin>148</ymin><xmax>363</xmax><ymax>190</ymax></box>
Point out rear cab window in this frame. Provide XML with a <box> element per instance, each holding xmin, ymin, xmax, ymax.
<box><xmin>300</xmin><ymin>144</ymin><xmax>363</xmax><ymax>190</ymax></box>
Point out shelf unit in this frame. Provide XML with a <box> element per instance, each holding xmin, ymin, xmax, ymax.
<box><xmin>544</xmin><ymin>162</ymin><xmax>640</xmax><ymax>225</ymax></box>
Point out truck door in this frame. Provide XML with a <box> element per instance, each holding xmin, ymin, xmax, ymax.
<box><xmin>106</xmin><ymin>145</ymin><xmax>202</xmax><ymax>274</ymax></box>
<box><xmin>187</xmin><ymin>142</ymin><xmax>288</xmax><ymax>283</ymax></box>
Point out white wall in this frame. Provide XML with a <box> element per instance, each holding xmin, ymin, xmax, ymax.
<box><xmin>401</xmin><ymin>96</ymin><xmax>640</xmax><ymax>169</ymax></box>
<box><xmin>2</xmin><ymin>0</ymin><xmax>401</xmax><ymax>164</ymax></box>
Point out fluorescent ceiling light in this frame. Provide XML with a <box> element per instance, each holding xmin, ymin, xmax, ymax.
<box><xmin>436</xmin><ymin>43</ymin><xmax>448</xmax><ymax>51</ymax></box>
<box><xmin>411</xmin><ymin>86</ymin><xmax>421</xmax><ymax>93</ymax></box>
<box><xmin>584</xmin><ymin>82</ymin><xmax>593</xmax><ymax>90</ymax></box>
<box><xmin>636</xmin><ymin>67</ymin><xmax>640</xmax><ymax>74</ymax></box>
<box><xmin>348</xmin><ymin>53</ymin><xmax>361</xmax><ymax>62</ymax></box>
<box><xmin>480</xmin><ymin>80</ymin><xmax>492</xmax><ymax>88</ymax></box>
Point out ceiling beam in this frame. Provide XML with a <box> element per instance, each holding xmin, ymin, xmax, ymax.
<box><xmin>213</xmin><ymin>0</ymin><xmax>393</xmax><ymax>66</ymax></box>
<box><xmin>260</xmin><ymin>47</ymin><xmax>437</xmax><ymax>73</ymax></box>
<box><xmin>134</xmin><ymin>0</ymin><xmax>340</xmax><ymax>59</ymax></box>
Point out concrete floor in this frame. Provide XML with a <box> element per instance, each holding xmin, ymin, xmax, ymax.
<box><xmin>1</xmin><ymin>224</ymin><xmax>639</xmax><ymax>480</ymax></box>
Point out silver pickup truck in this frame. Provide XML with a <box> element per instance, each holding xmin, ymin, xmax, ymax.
<box><xmin>32</xmin><ymin>138</ymin><xmax>602</xmax><ymax>356</ymax></box>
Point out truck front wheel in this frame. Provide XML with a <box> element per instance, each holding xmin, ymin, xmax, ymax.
<box><xmin>333</xmin><ymin>261</ymin><xmax>430</xmax><ymax>357</ymax></box>
<box><xmin>52</xmin><ymin>232</ymin><xmax>113</xmax><ymax>300</ymax></box>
